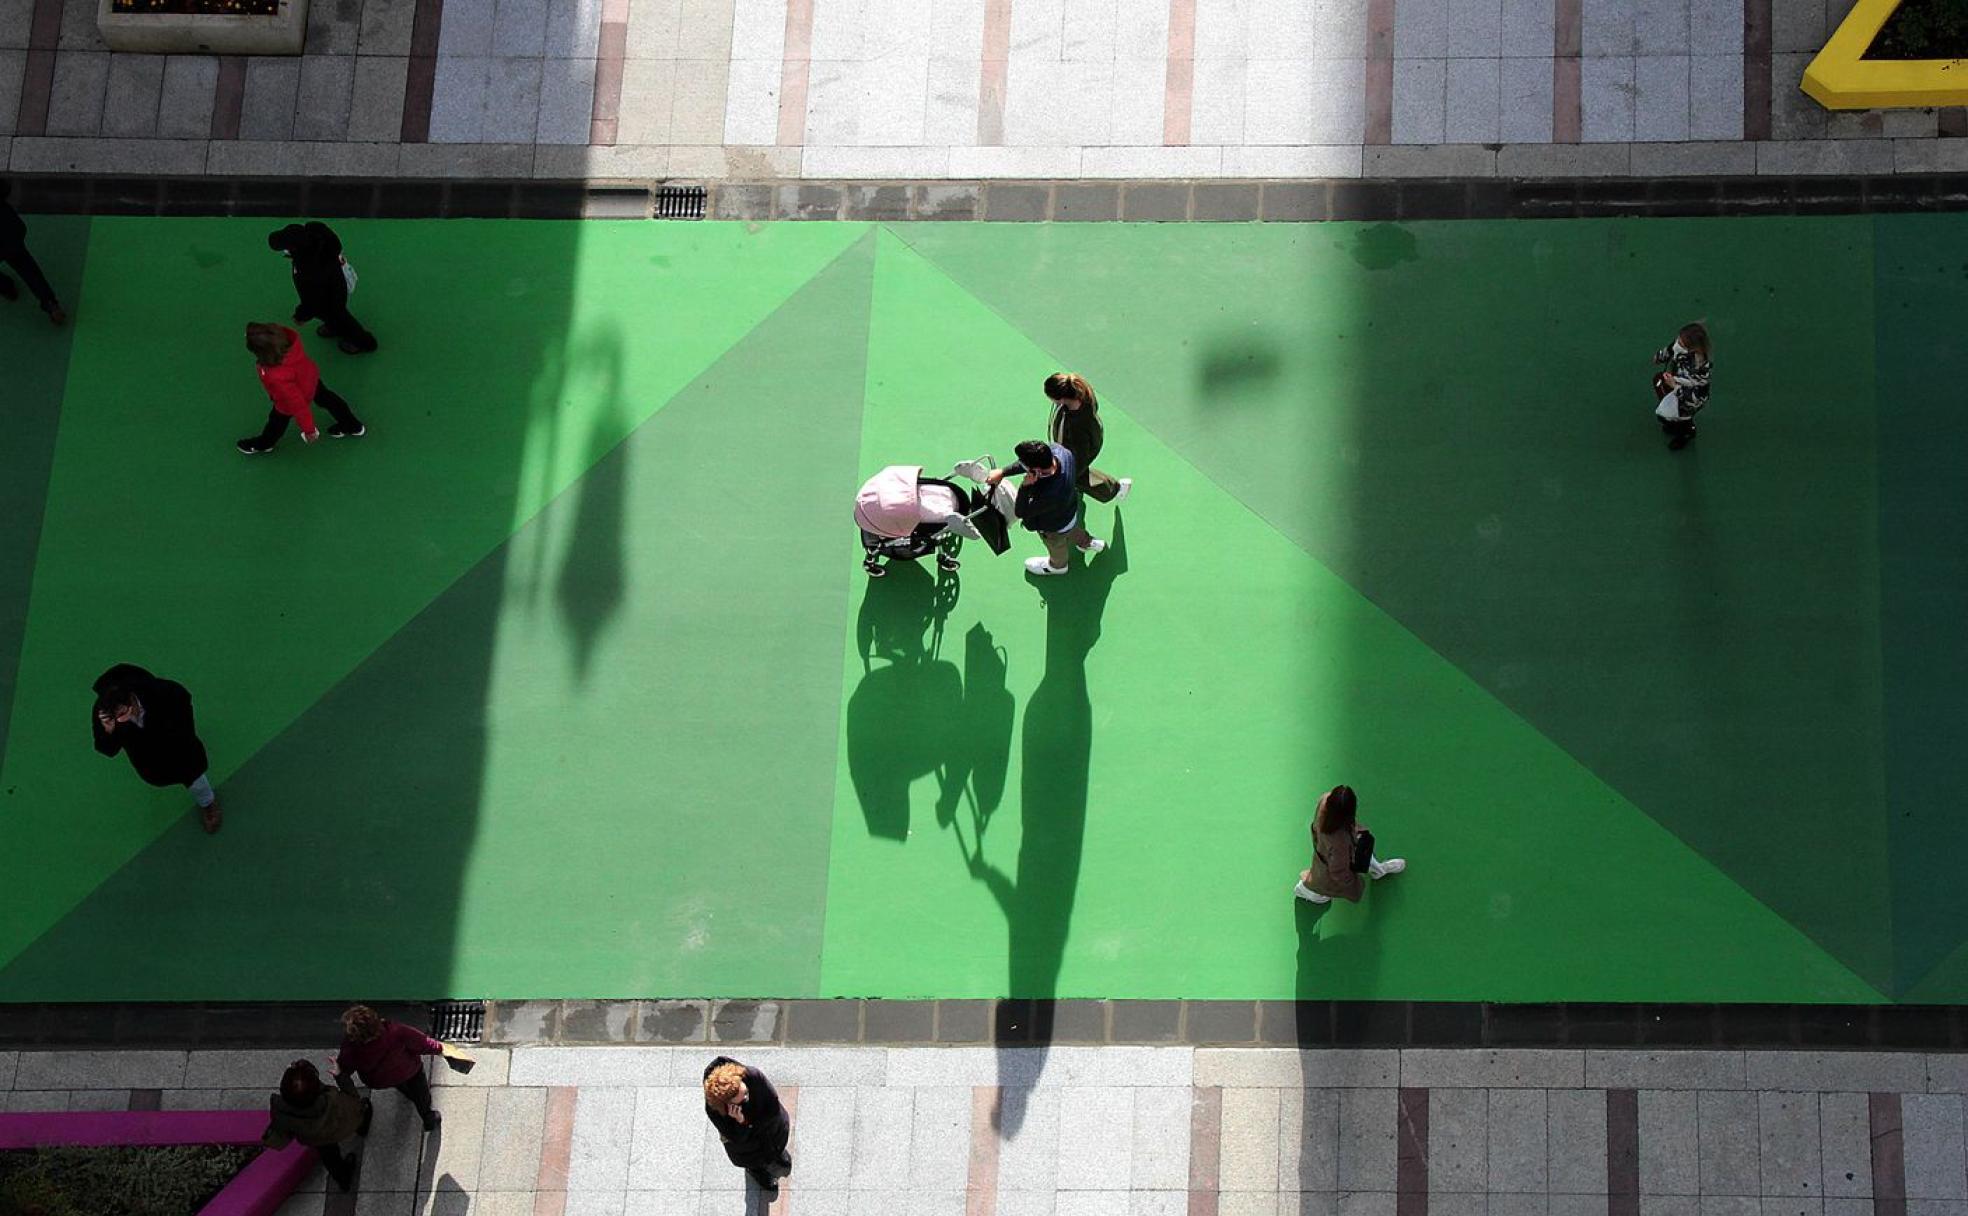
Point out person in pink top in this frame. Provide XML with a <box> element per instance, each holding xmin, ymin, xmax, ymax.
<box><xmin>334</xmin><ymin>1004</ymin><xmax>443</xmax><ymax>1132</ymax></box>
<box><xmin>236</xmin><ymin>321</ymin><xmax>366</xmax><ymax>455</ymax></box>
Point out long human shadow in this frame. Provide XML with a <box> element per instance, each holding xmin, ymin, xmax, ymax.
<box><xmin>553</xmin><ymin>330</ymin><xmax>630</xmax><ymax>685</ymax></box>
<box><xmin>845</xmin><ymin>561</ymin><xmax>966</xmax><ymax>841</ymax></box>
<box><xmin>963</xmin><ymin>513</ymin><xmax>1127</xmax><ymax>1137</ymax></box>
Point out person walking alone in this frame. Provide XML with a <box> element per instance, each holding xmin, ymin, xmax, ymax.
<box><xmin>236</xmin><ymin>322</ymin><xmax>366</xmax><ymax>454</ymax></box>
<box><xmin>0</xmin><ymin>180</ymin><xmax>68</xmax><ymax>327</ymax></box>
<box><xmin>269</xmin><ymin>222</ymin><xmax>376</xmax><ymax>354</ymax></box>
<box><xmin>983</xmin><ymin>440</ymin><xmax>1106</xmax><ymax>578</ymax></box>
<box><xmin>335</xmin><ymin>1005</ymin><xmax>444</xmax><ymax>1132</ymax></box>
<box><xmin>91</xmin><ymin>663</ymin><xmax>221</xmax><ymax>834</ymax></box>
<box><xmin>1044</xmin><ymin>372</ymin><xmax>1130</xmax><ymax>505</ymax></box>
<box><xmin>263</xmin><ymin>1059</ymin><xmax>371</xmax><ymax>1193</ymax></box>
<box><xmin>1652</xmin><ymin>322</ymin><xmax>1712</xmax><ymax>451</ymax></box>
<box><xmin>703</xmin><ymin>1057</ymin><xmax>793</xmax><ymax>1197</ymax></box>
<box><xmin>1294</xmin><ymin>784</ymin><xmax>1406</xmax><ymax>904</ymax></box>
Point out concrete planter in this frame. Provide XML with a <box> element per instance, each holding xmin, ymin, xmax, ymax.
<box><xmin>1803</xmin><ymin>0</ymin><xmax>1968</xmax><ymax>109</ymax></box>
<box><xmin>97</xmin><ymin>0</ymin><xmax>308</xmax><ymax>54</ymax></box>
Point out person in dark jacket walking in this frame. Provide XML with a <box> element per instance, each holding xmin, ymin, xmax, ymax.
<box><xmin>237</xmin><ymin>322</ymin><xmax>366</xmax><ymax>454</ymax></box>
<box><xmin>336</xmin><ymin>1005</ymin><xmax>443</xmax><ymax>1132</ymax></box>
<box><xmin>269</xmin><ymin>222</ymin><xmax>376</xmax><ymax>354</ymax></box>
<box><xmin>984</xmin><ymin>440</ymin><xmax>1106</xmax><ymax>578</ymax></box>
<box><xmin>1044</xmin><ymin>372</ymin><xmax>1130</xmax><ymax>504</ymax></box>
<box><xmin>1652</xmin><ymin>321</ymin><xmax>1712</xmax><ymax>451</ymax></box>
<box><xmin>0</xmin><ymin>180</ymin><xmax>68</xmax><ymax>327</ymax></box>
<box><xmin>703</xmin><ymin>1057</ymin><xmax>793</xmax><ymax>1196</ymax></box>
<box><xmin>263</xmin><ymin>1059</ymin><xmax>371</xmax><ymax>1192</ymax></box>
<box><xmin>92</xmin><ymin>663</ymin><xmax>220</xmax><ymax>834</ymax></box>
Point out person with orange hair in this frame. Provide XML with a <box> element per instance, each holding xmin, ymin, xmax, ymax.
<box><xmin>703</xmin><ymin>1056</ymin><xmax>793</xmax><ymax>1196</ymax></box>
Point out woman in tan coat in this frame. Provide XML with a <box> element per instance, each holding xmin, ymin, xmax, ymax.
<box><xmin>1294</xmin><ymin>785</ymin><xmax>1406</xmax><ymax>904</ymax></box>
<box><xmin>263</xmin><ymin>1059</ymin><xmax>371</xmax><ymax>1191</ymax></box>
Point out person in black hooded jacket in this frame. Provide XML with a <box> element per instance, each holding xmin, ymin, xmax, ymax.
<box><xmin>91</xmin><ymin>663</ymin><xmax>221</xmax><ymax>834</ymax></box>
<box><xmin>703</xmin><ymin>1057</ymin><xmax>793</xmax><ymax>1195</ymax></box>
<box><xmin>268</xmin><ymin>222</ymin><xmax>376</xmax><ymax>354</ymax></box>
<box><xmin>0</xmin><ymin>180</ymin><xmax>67</xmax><ymax>326</ymax></box>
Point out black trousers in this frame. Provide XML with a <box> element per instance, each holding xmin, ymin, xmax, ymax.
<box><xmin>1</xmin><ymin>246</ymin><xmax>60</xmax><ymax>312</ymax></box>
<box><xmin>256</xmin><ymin>383</ymin><xmax>361</xmax><ymax>444</ymax></box>
<box><xmin>316</xmin><ymin>1141</ymin><xmax>354</xmax><ymax>1184</ymax></box>
<box><xmin>307</xmin><ymin>296</ymin><xmax>377</xmax><ymax>352</ymax></box>
<box><xmin>394</xmin><ymin>1069</ymin><xmax>435</xmax><ymax>1119</ymax></box>
<box><xmin>739</xmin><ymin>1150</ymin><xmax>792</xmax><ymax>1187</ymax></box>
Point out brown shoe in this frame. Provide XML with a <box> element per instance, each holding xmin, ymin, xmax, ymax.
<box><xmin>199</xmin><ymin>800</ymin><xmax>222</xmax><ymax>834</ymax></box>
<box><xmin>47</xmin><ymin>306</ymin><xmax>68</xmax><ymax>328</ymax></box>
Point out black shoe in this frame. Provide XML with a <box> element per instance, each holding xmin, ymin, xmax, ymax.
<box><xmin>1668</xmin><ymin>428</ymin><xmax>1695</xmax><ymax>451</ymax></box>
<box><xmin>330</xmin><ymin>1156</ymin><xmax>358</xmax><ymax>1192</ymax></box>
<box><xmin>315</xmin><ymin>324</ymin><xmax>339</xmax><ymax>339</ymax></box>
<box><xmin>236</xmin><ymin>437</ymin><xmax>274</xmax><ymax>455</ymax></box>
<box><xmin>327</xmin><ymin>422</ymin><xmax>366</xmax><ymax>439</ymax></box>
<box><xmin>0</xmin><ymin>277</ymin><xmax>16</xmax><ymax>302</ymax></box>
<box><xmin>421</xmin><ymin>1110</ymin><xmax>441</xmax><ymax>1133</ymax></box>
<box><xmin>338</xmin><ymin>338</ymin><xmax>377</xmax><ymax>355</ymax></box>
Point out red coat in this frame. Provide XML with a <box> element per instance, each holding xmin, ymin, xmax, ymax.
<box><xmin>256</xmin><ymin>327</ymin><xmax>322</xmax><ymax>435</ymax></box>
<box><xmin>336</xmin><ymin>1020</ymin><xmax>442</xmax><ymax>1089</ymax></box>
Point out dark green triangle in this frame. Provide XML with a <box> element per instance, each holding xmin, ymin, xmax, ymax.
<box><xmin>0</xmin><ymin>231</ymin><xmax>877</xmax><ymax>1001</ymax></box>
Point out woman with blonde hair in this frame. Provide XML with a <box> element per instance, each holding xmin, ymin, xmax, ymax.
<box><xmin>1044</xmin><ymin>372</ymin><xmax>1131</xmax><ymax>505</ymax></box>
<box><xmin>703</xmin><ymin>1056</ymin><xmax>793</xmax><ymax>1196</ymax></box>
<box><xmin>334</xmin><ymin>1004</ymin><xmax>444</xmax><ymax>1132</ymax></box>
<box><xmin>236</xmin><ymin>321</ymin><xmax>366</xmax><ymax>454</ymax></box>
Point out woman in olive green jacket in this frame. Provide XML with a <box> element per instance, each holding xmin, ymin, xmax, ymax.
<box><xmin>1044</xmin><ymin>373</ymin><xmax>1131</xmax><ymax>505</ymax></box>
<box><xmin>264</xmin><ymin>1059</ymin><xmax>371</xmax><ymax>1191</ymax></box>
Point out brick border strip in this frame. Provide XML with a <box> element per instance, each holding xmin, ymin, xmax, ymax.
<box><xmin>4</xmin><ymin>175</ymin><xmax>1968</xmax><ymax>223</ymax></box>
<box><xmin>2</xmin><ymin>999</ymin><xmax>1961</xmax><ymax>1050</ymax></box>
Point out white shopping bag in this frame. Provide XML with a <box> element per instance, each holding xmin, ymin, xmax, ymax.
<box><xmin>340</xmin><ymin>256</ymin><xmax>358</xmax><ymax>296</ymax></box>
<box><xmin>1654</xmin><ymin>389</ymin><xmax>1681</xmax><ymax>420</ymax></box>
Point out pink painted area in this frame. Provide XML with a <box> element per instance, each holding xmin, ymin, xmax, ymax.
<box><xmin>977</xmin><ymin>0</ymin><xmax>1013</xmax><ymax>145</ymax></box>
<box><xmin>1163</xmin><ymin>0</ymin><xmax>1197</xmax><ymax>145</ymax></box>
<box><xmin>0</xmin><ymin>1109</ymin><xmax>312</xmax><ymax>1216</ymax></box>
<box><xmin>778</xmin><ymin>0</ymin><xmax>817</xmax><ymax>145</ymax></box>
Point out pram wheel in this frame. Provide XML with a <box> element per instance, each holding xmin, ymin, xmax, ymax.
<box><xmin>864</xmin><ymin>558</ymin><xmax>887</xmax><ymax>577</ymax></box>
<box><xmin>937</xmin><ymin>553</ymin><xmax>961</xmax><ymax>572</ymax></box>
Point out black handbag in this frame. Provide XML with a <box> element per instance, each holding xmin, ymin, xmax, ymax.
<box><xmin>1351</xmin><ymin>829</ymin><xmax>1376</xmax><ymax>875</ymax></box>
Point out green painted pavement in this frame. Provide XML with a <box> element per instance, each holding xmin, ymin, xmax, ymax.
<box><xmin>814</xmin><ymin>229</ymin><xmax>1879</xmax><ymax>1004</ymax></box>
<box><xmin>890</xmin><ymin>218</ymin><xmax>1898</xmax><ymax>993</ymax></box>
<box><xmin>0</xmin><ymin>217</ymin><xmax>863</xmax><ymax>974</ymax></box>
<box><xmin>0</xmin><ymin>232</ymin><xmax>877</xmax><ymax>1000</ymax></box>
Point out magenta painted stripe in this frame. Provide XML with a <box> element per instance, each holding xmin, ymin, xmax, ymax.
<box><xmin>0</xmin><ymin>1109</ymin><xmax>265</xmax><ymax>1149</ymax></box>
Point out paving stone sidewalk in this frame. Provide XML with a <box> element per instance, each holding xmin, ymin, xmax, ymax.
<box><xmin>8</xmin><ymin>1044</ymin><xmax>1968</xmax><ymax>1214</ymax></box>
<box><xmin>1</xmin><ymin>0</ymin><xmax>1965</xmax><ymax>182</ymax></box>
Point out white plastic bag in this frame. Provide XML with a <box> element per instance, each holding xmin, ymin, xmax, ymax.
<box><xmin>340</xmin><ymin>256</ymin><xmax>358</xmax><ymax>296</ymax></box>
<box><xmin>1654</xmin><ymin>390</ymin><xmax>1681</xmax><ymax>420</ymax></box>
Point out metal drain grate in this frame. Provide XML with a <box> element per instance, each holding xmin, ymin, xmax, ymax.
<box><xmin>430</xmin><ymin>1000</ymin><xmax>486</xmax><ymax>1044</ymax></box>
<box><xmin>655</xmin><ymin>185</ymin><xmax>708</xmax><ymax>219</ymax></box>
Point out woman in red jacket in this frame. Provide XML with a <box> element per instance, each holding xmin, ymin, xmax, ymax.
<box><xmin>237</xmin><ymin>322</ymin><xmax>366</xmax><ymax>455</ymax></box>
<box><xmin>334</xmin><ymin>1005</ymin><xmax>443</xmax><ymax>1132</ymax></box>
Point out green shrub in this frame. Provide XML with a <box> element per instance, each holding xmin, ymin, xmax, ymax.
<box><xmin>0</xmin><ymin>1145</ymin><xmax>258</xmax><ymax>1216</ymax></box>
<box><xmin>1867</xmin><ymin>0</ymin><xmax>1968</xmax><ymax>58</ymax></box>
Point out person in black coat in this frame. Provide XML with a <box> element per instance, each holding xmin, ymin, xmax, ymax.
<box><xmin>91</xmin><ymin>663</ymin><xmax>221</xmax><ymax>834</ymax></box>
<box><xmin>703</xmin><ymin>1057</ymin><xmax>793</xmax><ymax>1195</ymax></box>
<box><xmin>0</xmin><ymin>180</ymin><xmax>68</xmax><ymax>327</ymax></box>
<box><xmin>268</xmin><ymin>222</ymin><xmax>376</xmax><ymax>355</ymax></box>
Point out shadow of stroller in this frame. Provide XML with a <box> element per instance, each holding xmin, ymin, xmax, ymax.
<box><xmin>846</xmin><ymin>562</ymin><xmax>982</xmax><ymax>840</ymax></box>
<box><xmin>960</xmin><ymin>512</ymin><xmax>1129</xmax><ymax>1137</ymax></box>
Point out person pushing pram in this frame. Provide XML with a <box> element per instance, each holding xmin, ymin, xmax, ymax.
<box><xmin>854</xmin><ymin>459</ymin><xmax>1012</xmax><ymax>578</ymax></box>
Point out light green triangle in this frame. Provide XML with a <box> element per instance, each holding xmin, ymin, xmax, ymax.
<box><xmin>0</xmin><ymin>217</ymin><xmax>866</xmax><ymax>971</ymax></box>
<box><xmin>815</xmin><ymin>227</ymin><xmax>1882</xmax><ymax>1002</ymax></box>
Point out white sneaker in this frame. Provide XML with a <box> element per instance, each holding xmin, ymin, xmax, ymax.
<box><xmin>1076</xmin><ymin>537</ymin><xmax>1106</xmax><ymax>554</ymax></box>
<box><xmin>1024</xmin><ymin>556</ymin><xmax>1068</xmax><ymax>577</ymax></box>
<box><xmin>1368</xmin><ymin>858</ymin><xmax>1406</xmax><ymax>880</ymax></box>
<box><xmin>1113</xmin><ymin>478</ymin><xmax>1132</xmax><ymax>503</ymax></box>
<box><xmin>1293</xmin><ymin>881</ymin><xmax>1331</xmax><ymax>904</ymax></box>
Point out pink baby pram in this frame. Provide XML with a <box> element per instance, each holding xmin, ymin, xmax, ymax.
<box><xmin>854</xmin><ymin>460</ymin><xmax>1009</xmax><ymax>578</ymax></box>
